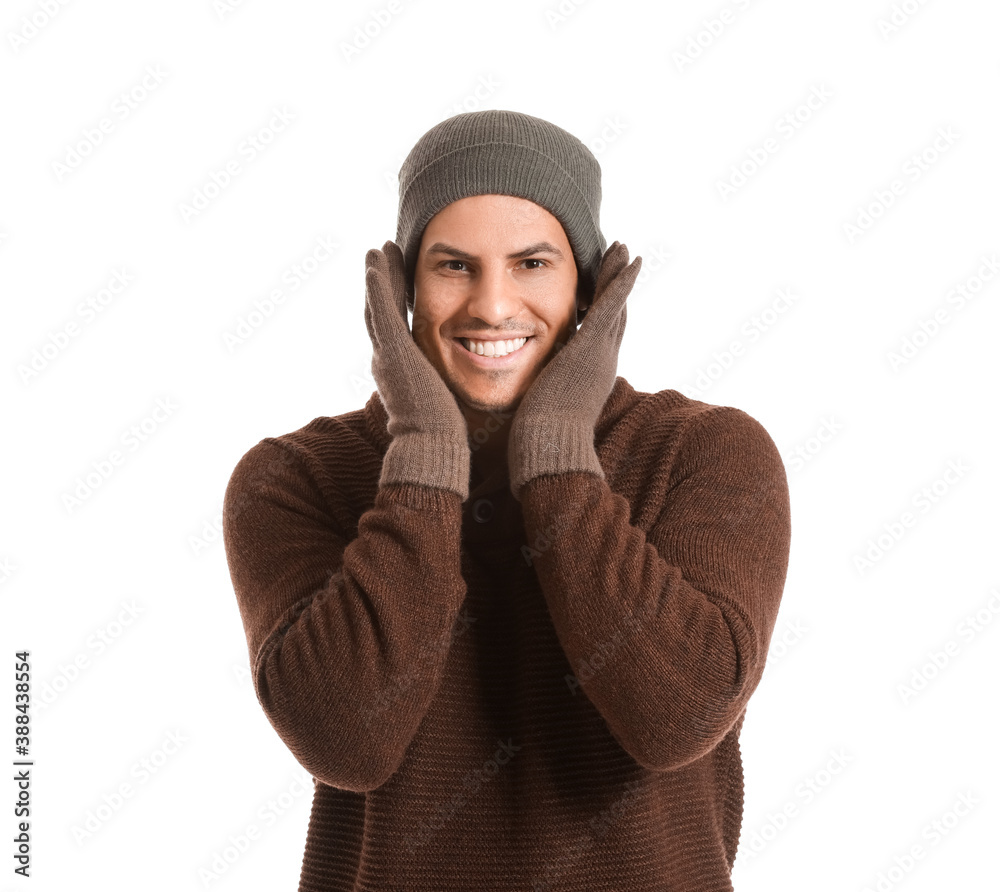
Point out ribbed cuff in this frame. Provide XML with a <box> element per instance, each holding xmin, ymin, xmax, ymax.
<box><xmin>380</xmin><ymin>432</ymin><xmax>471</xmax><ymax>501</ymax></box>
<box><xmin>508</xmin><ymin>420</ymin><xmax>604</xmax><ymax>500</ymax></box>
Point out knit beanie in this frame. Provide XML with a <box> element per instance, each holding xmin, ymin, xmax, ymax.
<box><xmin>396</xmin><ymin>109</ymin><xmax>606</xmax><ymax>312</ymax></box>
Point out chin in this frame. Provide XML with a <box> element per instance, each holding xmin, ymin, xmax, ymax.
<box><xmin>461</xmin><ymin>390</ymin><xmax>520</xmax><ymax>415</ymax></box>
<box><xmin>453</xmin><ymin>380</ymin><xmax>526</xmax><ymax>416</ymax></box>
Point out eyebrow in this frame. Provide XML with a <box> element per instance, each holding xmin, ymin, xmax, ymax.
<box><xmin>424</xmin><ymin>241</ymin><xmax>565</xmax><ymax>261</ymax></box>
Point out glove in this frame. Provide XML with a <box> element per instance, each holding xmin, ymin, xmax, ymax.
<box><xmin>364</xmin><ymin>240</ymin><xmax>471</xmax><ymax>500</ymax></box>
<box><xmin>507</xmin><ymin>241</ymin><xmax>642</xmax><ymax>501</ymax></box>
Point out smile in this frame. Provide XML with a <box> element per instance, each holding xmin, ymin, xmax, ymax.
<box><xmin>459</xmin><ymin>336</ymin><xmax>530</xmax><ymax>357</ymax></box>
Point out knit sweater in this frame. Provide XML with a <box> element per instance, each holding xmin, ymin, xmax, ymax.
<box><xmin>222</xmin><ymin>376</ymin><xmax>791</xmax><ymax>892</ymax></box>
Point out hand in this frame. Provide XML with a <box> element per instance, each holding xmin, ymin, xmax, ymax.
<box><xmin>507</xmin><ymin>241</ymin><xmax>641</xmax><ymax>500</ymax></box>
<box><xmin>365</xmin><ymin>240</ymin><xmax>471</xmax><ymax>499</ymax></box>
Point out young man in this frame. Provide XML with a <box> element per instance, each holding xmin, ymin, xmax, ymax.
<box><xmin>223</xmin><ymin>109</ymin><xmax>791</xmax><ymax>891</ymax></box>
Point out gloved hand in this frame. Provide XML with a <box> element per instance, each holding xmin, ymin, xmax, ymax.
<box><xmin>507</xmin><ymin>241</ymin><xmax>642</xmax><ymax>501</ymax></box>
<box><xmin>365</xmin><ymin>240</ymin><xmax>471</xmax><ymax>500</ymax></box>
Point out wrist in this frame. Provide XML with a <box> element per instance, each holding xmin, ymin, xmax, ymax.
<box><xmin>380</xmin><ymin>431</ymin><xmax>471</xmax><ymax>501</ymax></box>
<box><xmin>508</xmin><ymin>419</ymin><xmax>603</xmax><ymax>499</ymax></box>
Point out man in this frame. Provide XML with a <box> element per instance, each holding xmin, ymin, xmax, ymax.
<box><xmin>223</xmin><ymin>109</ymin><xmax>791</xmax><ymax>891</ymax></box>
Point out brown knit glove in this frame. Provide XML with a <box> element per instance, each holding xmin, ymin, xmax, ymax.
<box><xmin>508</xmin><ymin>241</ymin><xmax>641</xmax><ymax>501</ymax></box>
<box><xmin>365</xmin><ymin>240</ymin><xmax>471</xmax><ymax>500</ymax></box>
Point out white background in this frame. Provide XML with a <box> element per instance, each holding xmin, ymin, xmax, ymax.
<box><xmin>2</xmin><ymin>0</ymin><xmax>998</xmax><ymax>889</ymax></box>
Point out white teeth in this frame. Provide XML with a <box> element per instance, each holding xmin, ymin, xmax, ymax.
<box><xmin>461</xmin><ymin>337</ymin><xmax>527</xmax><ymax>357</ymax></box>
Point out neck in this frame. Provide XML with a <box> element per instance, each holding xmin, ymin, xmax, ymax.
<box><xmin>464</xmin><ymin>404</ymin><xmax>514</xmax><ymax>482</ymax></box>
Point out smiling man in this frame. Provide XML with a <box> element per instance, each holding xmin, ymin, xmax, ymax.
<box><xmin>223</xmin><ymin>109</ymin><xmax>792</xmax><ymax>892</ymax></box>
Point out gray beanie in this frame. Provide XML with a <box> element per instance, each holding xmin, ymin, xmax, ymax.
<box><xmin>396</xmin><ymin>109</ymin><xmax>606</xmax><ymax>312</ymax></box>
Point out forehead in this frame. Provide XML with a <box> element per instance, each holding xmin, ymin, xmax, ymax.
<box><xmin>424</xmin><ymin>194</ymin><xmax>568</xmax><ymax>239</ymax></box>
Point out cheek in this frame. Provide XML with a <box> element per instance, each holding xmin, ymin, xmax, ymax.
<box><xmin>529</xmin><ymin>285</ymin><xmax>578</xmax><ymax>326</ymax></box>
<box><xmin>415</xmin><ymin>270</ymin><xmax>458</xmax><ymax>304</ymax></box>
<box><xmin>411</xmin><ymin>289</ymin><xmax>454</xmax><ymax>341</ymax></box>
<box><xmin>416</xmin><ymin>273</ymin><xmax>481</xmax><ymax>325</ymax></box>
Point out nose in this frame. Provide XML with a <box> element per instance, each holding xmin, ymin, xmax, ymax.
<box><xmin>463</xmin><ymin>262</ymin><xmax>522</xmax><ymax>326</ymax></box>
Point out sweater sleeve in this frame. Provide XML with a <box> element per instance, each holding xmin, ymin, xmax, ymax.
<box><xmin>222</xmin><ymin>436</ymin><xmax>468</xmax><ymax>792</ymax></box>
<box><xmin>517</xmin><ymin>406</ymin><xmax>791</xmax><ymax>771</ymax></box>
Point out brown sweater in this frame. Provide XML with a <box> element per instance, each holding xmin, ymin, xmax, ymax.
<box><xmin>222</xmin><ymin>376</ymin><xmax>791</xmax><ymax>891</ymax></box>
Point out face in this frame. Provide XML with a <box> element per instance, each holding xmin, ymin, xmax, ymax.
<box><xmin>411</xmin><ymin>194</ymin><xmax>582</xmax><ymax>419</ymax></box>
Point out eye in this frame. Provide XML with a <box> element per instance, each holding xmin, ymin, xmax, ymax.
<box><xmin>444</xmin><ymin>260</ymin><xmax>467</xmax><ymax>271</ymax></box>
<box><xmin>523</xmin><ymin>259</ymin><xmax>546</xmax><ymax>269</ymax></box>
